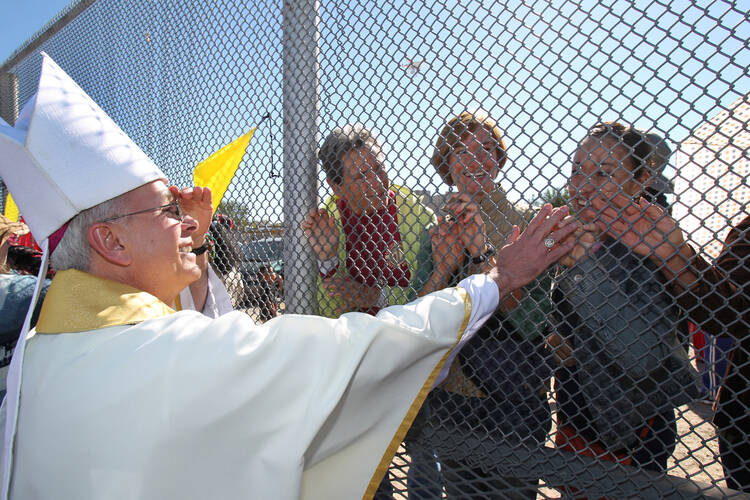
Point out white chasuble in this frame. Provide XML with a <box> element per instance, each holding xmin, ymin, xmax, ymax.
<box><xmin>3</xmin><ymin>270</ymin><xmax>496</xmax><ymax>500</ymax></box>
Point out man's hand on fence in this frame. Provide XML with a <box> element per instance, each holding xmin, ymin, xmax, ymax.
<box><xmin>489</xmin><ymin>204</ymin><xmax>576</xmax><ymax>299</ymax></box>
<box><xmin>443</xmin><ymin>193</ymin><xmax>487</xmax><ymax>257</ymax></box>
<box><xmin>302</xmin><ymin>208</ymin><xmax>338</xmax><ymax>261</ymax></box>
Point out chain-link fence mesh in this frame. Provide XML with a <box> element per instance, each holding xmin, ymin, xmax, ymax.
<box><xmin>1</xmin><ymin>0</ymin><xmax>748</xmax><ymax>497</ymax></box>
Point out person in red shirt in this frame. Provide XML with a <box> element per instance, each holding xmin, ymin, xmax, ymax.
<box><xmin>302</xmin><ymin>124</ymin><xmax>437</xmax><ymax>318</ymax></box>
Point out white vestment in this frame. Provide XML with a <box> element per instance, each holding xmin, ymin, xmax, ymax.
<box><xmin>2</xmin><ymin>270</ymin><xmax>497</xmax><ymax>499</ymax></box>
<box><xmin>177</xmin><ymin>266</ymin><xmax>235</xmax><ymax>318</ymax></box>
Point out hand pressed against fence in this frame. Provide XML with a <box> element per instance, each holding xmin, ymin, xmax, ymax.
<box><xmin>591</xmin><ymin>194</ymin><xmax>686</xmax><ymax>264</ymax></box>
<box><xmin>429</xmin><ymin>214</ymin><xmax>464</xmax><ymax>277</ymax></box>
<box><xmin>558</xmin><ymin>218</ymin><xmax>602</xmax><ymax>267</ymax></box>
<box><xmin>321</xmin><ymin>275</ymin><xmax>381</xmax><ymax>317</ymax></box>
<box><xmin>302</xmin><ymin>208</ymin><xmax>338</xmax><ymax>261</ymax></box>
<box><xmin>441</xmin><ymin>192</ymin><xmax>487</xmax><ymax>258</ymax></box>
<box><xmin>490</xmin><ymin>202</ymin><xmax>575</xmax><ymax>297</ymax></box>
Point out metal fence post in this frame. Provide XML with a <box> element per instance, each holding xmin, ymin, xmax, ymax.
<box><xmin>0</xmin><ymin>72</ymin><xmax>18</xmax><ymax>215</ymax></box>
<box><xmin>0</xmin><ymin>72</ymin><xmax>18</xmax><ymax>126</ymax></box>
<box><xmin>282</xmin><ymin>0</ymin><xmax>320</xmax><ymax>315</ymax></box>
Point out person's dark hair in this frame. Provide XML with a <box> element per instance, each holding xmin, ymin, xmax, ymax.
<box><xmin>208</xmin><ymin>216</ymin><xmax>241</xmax><ymax>275</ymax></box>
<box><xmin>318</xmin><ymin>124</ymin><xmax>383</xmax><ymax>184</ymax></box>
<box><xmin>588</xmin><ymin>122</ymin><xmax>669</xmax><ymax>179</ymax></box>
<box><xmin>7</xmin><ymin>245</ymin><xmax>43</xmax><ymax>276</ymax></box>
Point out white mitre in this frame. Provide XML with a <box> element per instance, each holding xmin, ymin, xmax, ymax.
<box><xmin>0</xmin><ymin>53</ymin><xmax>166</xmax><ymax>500</ymax></box>
<box><xmin>0</xmin><ymin>52</ymin><xmax>165</xmax><ymax>243</ymax></box>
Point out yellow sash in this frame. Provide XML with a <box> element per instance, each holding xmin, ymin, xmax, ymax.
<box><xmin>35</xmin><ymin>269</ymin><xmax>175</xmax><ymax>334</ymax></box>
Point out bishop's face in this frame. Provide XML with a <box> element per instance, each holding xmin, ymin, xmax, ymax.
<box><xmin>116</xmin><ymin>180</ymin><xmax>201</xmax><ymax>302</ymax></box>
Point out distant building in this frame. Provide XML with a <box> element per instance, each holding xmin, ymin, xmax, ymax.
<box><xmin>413</xmin><ymin>190</ymin><xmax>450</xmax><ymax>215</ymax></box>
<box><xmin>673</xmin><ymin>94</ymin><xmax>749</xmax><ymax>259</ymax></box>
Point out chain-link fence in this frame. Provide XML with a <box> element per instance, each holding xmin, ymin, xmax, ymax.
<box><xmin>1</xmin><ymin>0</ymin><xmax>748</xmax><ymax>497</ymax></box>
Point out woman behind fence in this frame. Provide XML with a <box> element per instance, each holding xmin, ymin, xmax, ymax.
<box><xmin>591</xmin><ymin>194</ymin><xmax>750</xmax><ymax>492</ymax></box>
<box><xmin>406</xmin><ymin>110</ymin><xmax>554</xmax><ymax>499</ymax></box>
<box><xmin>548</xmin><ymin>122</ymin><xmax>700</xmax><ymax>486</ymax></box>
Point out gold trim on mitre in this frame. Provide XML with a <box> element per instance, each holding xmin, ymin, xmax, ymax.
<box><xmin>362</xmin><ymin>286</ymin><xmax>472</xmax><ymax>500</ymax></box>
<box><xmin>35</xmin><ymin>269</ymin><xmax>175</xmax><ymax>334</ymax></box>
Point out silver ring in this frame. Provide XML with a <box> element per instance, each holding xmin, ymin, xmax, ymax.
<box><xmin>544</xmin><ymin>237</ymin><xmax>555</xmax><ymax>249</ymax></box>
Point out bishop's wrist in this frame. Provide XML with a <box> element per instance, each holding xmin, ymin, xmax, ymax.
<box><xmin>487</xmin><ymin>268</ymin><xmax>511</xmax><ymax>302</ymax></box>
<box><xmin>191</xmin><ymin>236</ymin><xmax>211</xmax><ymax>256</ymax></box>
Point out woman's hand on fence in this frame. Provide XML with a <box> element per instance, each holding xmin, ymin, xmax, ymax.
<box><xmin>443</xmin><ymin>193</ymin><xmax>487</xmax><ymax>257</ymax></box>
<box><xmin>302</xmin><ymin>208</ymin><xmax>338</xmax><ymax>261</ymax></box>
<box><xmin>558</xmin><ymin>219</ymin><xmax>602</xmax><ymax>267</ymax></box>
<box><xmin>431</xmin><ymin>216</ymin><xmax>463</xmax><ymax>275</ymax></box>
<box><xmin>415</xmin><ymin>218</ymin><xmax>463</xmax><ymax>297</ymax></box>
<box><xmin>591</xmin><ymin>195</ymin><xmax>687</xmax><ymax>263</ymax></box>
<box><xmin>489</xmin><ymin>204</ymin><xmax>576</xmax><ymax>298</ymax></box>
<box><xmin>322</xmin><ymin>276</ymin><xmax>380</xmax><ymax>313</ymax></box>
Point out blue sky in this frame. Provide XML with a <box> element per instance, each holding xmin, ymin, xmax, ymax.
<box><xmin>0</xmin><ymin>0</ymin><xmax>73</xmax><ymax>65</ymax></box>
<box><xmin>3</xmin><ymin>0</ymin><xmax>748</xmax><ymax>223</ymax></box>
<box><xmin>315</xmin><ymin>0</ymin><xmax>749</xmax><ymax>203</ymax></box>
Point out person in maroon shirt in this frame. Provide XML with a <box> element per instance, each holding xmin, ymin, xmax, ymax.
<box><xmin>302</xmin><ymin>124</ymin><xmax>437</xmax><ymax>318</ymax></box>
<box><xmin>594</xmin><ymin>194</ymin><xmax>750</xmax><ymax>492</ymax></box>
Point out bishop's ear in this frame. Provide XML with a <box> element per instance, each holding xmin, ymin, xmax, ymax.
<box><xmin>87</xmin><ymin>223</ymin><xmax>131</xmax><ymax>267</ymax></box>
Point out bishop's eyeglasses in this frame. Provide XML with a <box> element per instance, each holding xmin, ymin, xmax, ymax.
<box><xmin>99</xmin><ymin>200</ymin><xmax>183</xmax><ymax>223</ymax></box>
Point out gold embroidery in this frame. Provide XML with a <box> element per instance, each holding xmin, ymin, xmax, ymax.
<box><xmin>362</xmin><ymin>287</ymin><xmax>472</xmax><ymax>500</ymax></box>
<box><xmin>36</xmin><ymin>270</ymin><xmax>174</xmax><ymax>334</ymax></box>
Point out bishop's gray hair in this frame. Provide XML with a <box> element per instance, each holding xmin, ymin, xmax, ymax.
<box><xmin>51</xmin><ymin>196</ymin><xmax>124</xmax><ymax>272</ymax></box>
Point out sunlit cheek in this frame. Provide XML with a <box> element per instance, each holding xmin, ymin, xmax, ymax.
<box><xmin>480</xmin><ymin>175</ymin><xmax>495</xmax><ymax>192</ymax></box>
<box><xmin>600</xmin><ymin>178</ymin><xmax>632</xmax><ymax>199</ymax></box>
